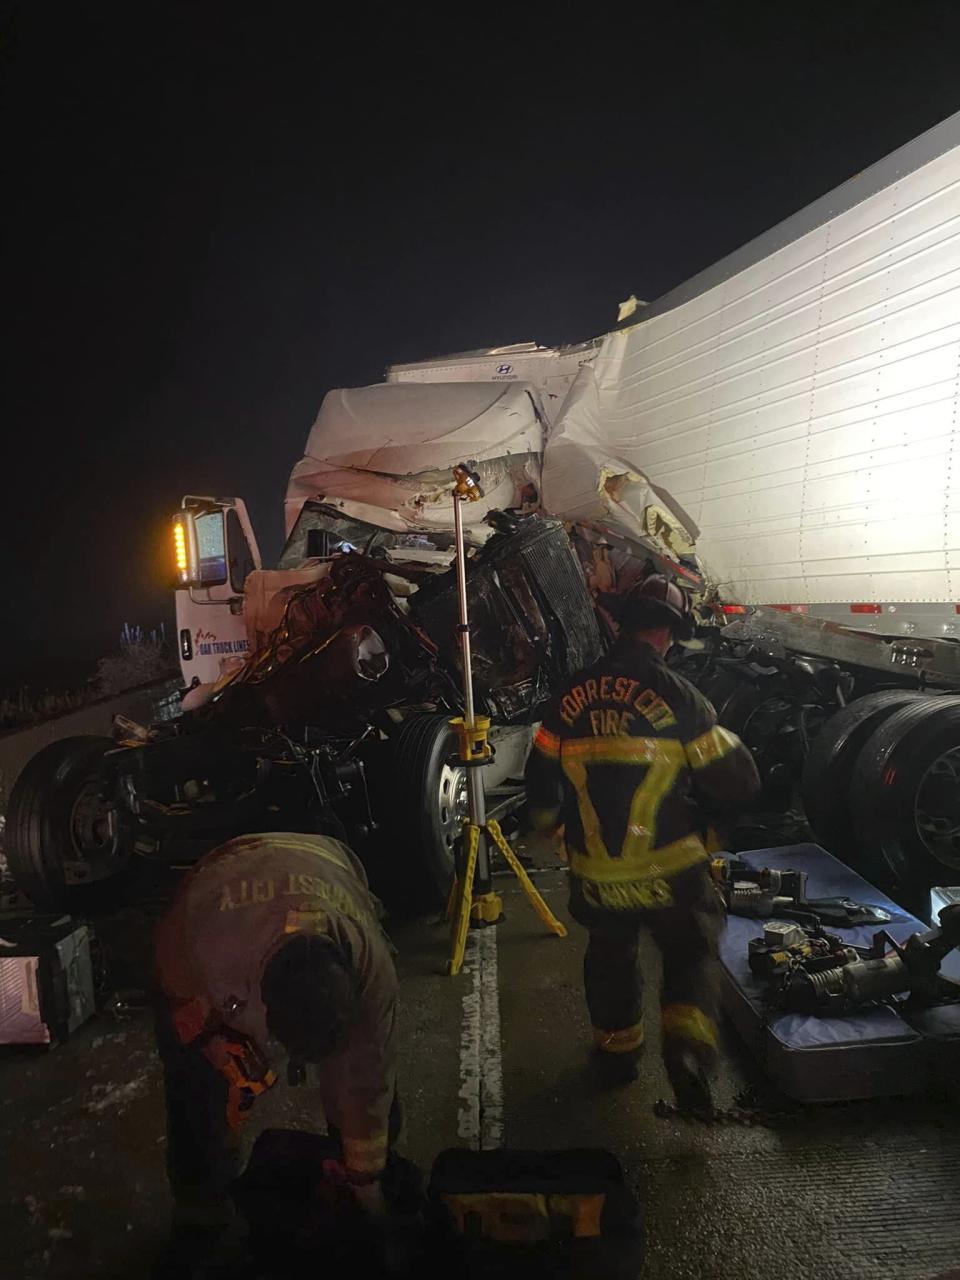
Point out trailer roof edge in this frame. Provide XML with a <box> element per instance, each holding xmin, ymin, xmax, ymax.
<box><xmin>637</xmin><ymin>109</ymin><xmax>960</xmax><ymax>325</ymax></box>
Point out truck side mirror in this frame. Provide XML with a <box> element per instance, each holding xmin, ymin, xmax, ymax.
<box><xmin>173</xmin><ymin>508</ymin><xmax>229</xmax><ymax>588</ymax></box>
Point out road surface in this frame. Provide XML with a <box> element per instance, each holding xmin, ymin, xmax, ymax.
<box><xmin>2</xmin><ymin>852</ymin><xmax>960</xmax><ymax>1279</ymax></box>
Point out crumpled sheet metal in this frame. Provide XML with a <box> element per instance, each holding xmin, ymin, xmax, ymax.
<box><xmin>284</xmin><ymin>453</ymin><xmax>539</xmax><ymax>539</ymax></box>
<box><xmin>285</xmin><ymin>369</ymin><xmax>701</xmax><ymax>568</ymax></box>
<box><xmin>541</xmin><ymin>364</ymin><xmax>700</xmax><ymax>561</ymax></box>
<box><xmin>284</xmin><ymin>382</ymin><xmax>546</xmax><ymax>535</ymax></box>
<box><xmin>302</xmin><ymin>381</ymin><xmax>545</xmax><ymax>474</ymax></box>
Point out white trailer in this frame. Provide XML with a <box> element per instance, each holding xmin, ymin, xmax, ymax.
<box><xmin>545</xmin><ymin>110</ymin><xmax>960</xmax><ymax>642</ymax></box>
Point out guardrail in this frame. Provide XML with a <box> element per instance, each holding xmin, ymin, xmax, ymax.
<box><xmin>0</xmin><ymin>677</ymin><xmax>182</xmax><ymax>804</ymax></box>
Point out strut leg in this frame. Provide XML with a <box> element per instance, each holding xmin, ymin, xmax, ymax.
<box><xmin>448</xmin><ymin>818</ymin><xmax>567</xmax><ymax>976</ymax></box>
<box><xmin>486</xmin><ymin>819</ymin><xmax>567</xmax><ymax>939</ymax></box>
<box><xmin>448</xmin><ymin>823</ymin><xmax>481</xmax><ymax>977</ymax></box>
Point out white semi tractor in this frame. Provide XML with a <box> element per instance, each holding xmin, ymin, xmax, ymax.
<box><xmin>7</xmin><ymin>110</ymin><xmax>960</xmax><ymax>912</ymax></box>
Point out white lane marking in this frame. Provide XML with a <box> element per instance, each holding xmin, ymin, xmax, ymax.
<box><xmin>456</xmin><ymin>926</ymin><xmax>504</xmax><ymax>1150</ymax></box>
<box><xmin>457</xmin><ymin>931</ymin><xmax>482</xmax><ymax>1147</ymax></box>
<box><xmin>478</xmin><ymin>927</ymin><xmax>504</xmax><ymax>1148</ymax></box>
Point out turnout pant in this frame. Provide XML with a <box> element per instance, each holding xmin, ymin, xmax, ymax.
<box><xmin>569</xmin><ymin>863</ymin><xmax>725</xmax><ymax>1068</ymax></box>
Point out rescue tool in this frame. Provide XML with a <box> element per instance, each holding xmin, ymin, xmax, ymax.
<box><xmin>711</xmin><ymin>856</ymin><xmax>891</xmax><ymax>929</ymax></box>
<box><xmin>750</xmin><ymin>904</ymin><xmax>960</xmax><ymax>1015</ymax></box>
<box><xmin>445</xmin><ymin>464</ymin><xmax>567</xmax><ymax>976</ymax></box>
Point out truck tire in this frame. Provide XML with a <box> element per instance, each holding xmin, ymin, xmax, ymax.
<box><xmin>850</xmin><ymin>696</ymin><xmax>960</xmax><ymax>897</ymax></box>
<box><xmin>801</xmin><ymin>690</ymin><xmax>930</xmax><ymax>865</ymax></box>
<box><xmin>393</xmin><ymin>714</ymin><xmax>471</xmax><ymax>903</ymax></box>
<box><xmin>5</xmin><ymin>736</ymin><xmax>134</xmax><ymax>913</ymax></box>
<box><xmin>705</xmin><ymin>669</ymin><xmax>803</xmax><ymax>811</ymax></box>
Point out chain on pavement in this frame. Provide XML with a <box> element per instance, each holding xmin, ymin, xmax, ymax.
<box><xmin>653</xmin><ymin>1093</ymin><xmax>801</xmax><ymax>1129</ymax></box>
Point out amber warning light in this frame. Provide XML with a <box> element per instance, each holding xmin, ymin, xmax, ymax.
<box><xmin>172</xmin><ymin>515</ymin><xmax>199</xmax><ymax>586</ymax></box>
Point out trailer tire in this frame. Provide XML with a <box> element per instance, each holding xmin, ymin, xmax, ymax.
<box><xmin>5</xmin><ymin>736</ymin><xmax>134</xmax><ymax>913</ymax></box>
<box><xmin>850</xmin><ymin>696</ymin><xmax>960</xmax><ymax>897</ymax></box>
<box><xmin>801</xmin><ymin>690</ymin><xmax>930</xmax><ymax>866</ymax></box>
<box><xmin>704</xmin><ymin>668</ymin><xmax>803</xmax><ymax>810</ymax></box>
<box><xmin>393</xmin><ymin>714</ymin><xmax>470</xmax><ymax>903</ymax></box>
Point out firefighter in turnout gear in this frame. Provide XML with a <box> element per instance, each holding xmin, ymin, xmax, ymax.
<box><xmin>525</xmin><ymin>577</ymin><xmax>760</xmax><ymax>1105</ymax></box>
<box><xmin>153</xmin><ymin>832</ymin><xmax>400</xmax><ymax>1260</ymax></box>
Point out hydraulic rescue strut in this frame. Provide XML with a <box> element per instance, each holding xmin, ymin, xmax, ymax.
<box><xmin>445</xmin><ymin>464</ymin><xmax>566</xmax><ymax>976</ymax></box>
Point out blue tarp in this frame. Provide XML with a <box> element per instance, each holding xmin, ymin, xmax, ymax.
<box><xmin>716</xmin><ymin>844</ymin><xmax>960</xmax><ymax>1101</ymax></box>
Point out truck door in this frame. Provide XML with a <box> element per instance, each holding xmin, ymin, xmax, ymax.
<box><xmin>172</xmin><ymin>496</ymin><xmax>262</xmax><ymax>688</ymax></box>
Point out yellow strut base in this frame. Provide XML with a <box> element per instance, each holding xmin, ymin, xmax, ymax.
<box><xmin>447</xmin><ymin>818</ymin><xmax>567</xmax><ymax>976</ymax></box>
<box><xmin>470</xmin><ymin>892</ymin><xmax>503</xmax><ymax>925</ymax></box>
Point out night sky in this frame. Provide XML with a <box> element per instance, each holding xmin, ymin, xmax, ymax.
<box><xmin>3</xmin><ymin>3</ymin><xmax>960</xmax><ymax>686</ymax></box>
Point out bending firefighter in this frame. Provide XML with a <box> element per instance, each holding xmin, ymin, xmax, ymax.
<box><xmin>525</xmin><ymin>577</ymin><xmax>760</xmax><ymax>1107</ymax></box>
<box><xmin>153</xmin><ymin>831</ymin><xmax>400</xmax><ymax>1255</ymax></box>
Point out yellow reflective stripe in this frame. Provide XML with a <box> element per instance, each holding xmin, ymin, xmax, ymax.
<box><xmin>342</xmin><ymin>1133</ymin><xmax>388</xmax><ymax>1174</ymax></box>
<box><xmin>251</xmin><ymin>836</ymin><xmax>353</xmax><ymax>874</ymax></box>
<box><xmin>561</xmin><ymin>736</ymin><xmax>691</xmax><ymax>870</ymax></box>
<box><xmin>685</xmin><ymin>725</ymin><xmax>740</xmax><ymax>771</ymax></box>
<box><xmin>569</xmin><ymin>833</ymin><xmax>707</xmax><ymax>883</ymax></box>
<box><xmin>283</xmin><ymin>909</ymin><xmax>329</xmax><ymax>934</ymax></box>
<box><xmin>593</xmin><ymin>1021</ymin><xmax>644</xmax><ymax>1054</ymax></box>
<box><xmin>533</xmin><ymin>726</ymin><xmax>561</xmax><ymax>758</ymax></box>
<box><xmin>661</xmin><ymin>1003</ymin><xmax>718</xmax><ymax>1051</ymax></box>
<box><xmin>582</xmin><ymin>876</ymin><xmax>674</xmax><ymax>911</ymax></box>
<box><xmin>561</xmin><ymin>755</ymin><xmax>609</xmax><ymax>860</ymax></box>
<box><xmin>621</xmin><ymin>746</ymin><xmax>683</xmax><ymax>862</ymax></box>
<box><xmin>561</xmin><ymin>737</ymin><xmax>685</xmax><ymax>765</ymax></box>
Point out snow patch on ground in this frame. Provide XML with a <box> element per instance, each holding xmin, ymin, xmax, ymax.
<box><xmin>84</xmin><ymin>1076</ymin><xmax>150</xmax><ymax>1114</ymax></box>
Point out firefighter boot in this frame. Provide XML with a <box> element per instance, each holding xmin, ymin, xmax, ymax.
<box><xmin>664</xmin><ymin>1046</ymin><xmax>713</xmax><ymax>1114</ymax></box>
<box><xmin>591</xmin><ymin>1021</ymin><xmax>644</xmax><ymax>1088</ymax></box>
<box><xmin>661</xmin><ymin>1003</ymin><xmax>717</xmax><ymax>1115</ymax></box>
<box><xmin>593</xmin><ymin>1048</ymin><xmax>641</xmax><ymax>1089</ymax></box>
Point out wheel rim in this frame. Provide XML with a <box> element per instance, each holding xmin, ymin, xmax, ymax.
<box><xmin>67</xmin><ymin>777</ymin><xmax>128</xmax><ymax>884</ymax></box>
<box><xmin>738</xmin><ymin>695</ymin><xmax>808</xmax><ymax>805</ymax></box>
<box><xmin>915</xmin><ymin>746</ymin><xmax>960</xmax><ymax>872</ymax></box>
<box><xmin>437</xmin><ymin>759</ymin><xmax>469</xmax><ymax>856</ymax></box>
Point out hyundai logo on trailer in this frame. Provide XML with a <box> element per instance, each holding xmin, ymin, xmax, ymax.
<box><xmin>496</xmin><ymin>363</ymin><xmax>513</xmax><ymax>375</ymax></box>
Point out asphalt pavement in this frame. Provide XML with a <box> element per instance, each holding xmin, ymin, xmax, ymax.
<box><xmin>1</xmin><ymin>853</ymin><xmax>960</xmax><ymax>1279</ymax></box>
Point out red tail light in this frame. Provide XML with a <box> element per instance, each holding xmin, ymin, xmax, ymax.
<box><xmin>850</xmin><ymin>604</ymin><xmax>882</xmax><ymax>615</ymax></box>
<box><xmin>719</xmin><ymin>604</ymin><xmax>747</xmax><ymax>615</ymax></box>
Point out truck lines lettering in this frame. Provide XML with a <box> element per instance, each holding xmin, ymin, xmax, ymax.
<box><xmin>193</xmin><ymin>628</ymin><xmax>249</xmax><ymax>658</ymax></box>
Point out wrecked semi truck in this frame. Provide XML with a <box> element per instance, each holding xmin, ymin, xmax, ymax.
<box><xmin>6</xmin><ymin>363</ymin><xmax>690</xmax><ymax>912</ymax></box>
<box><xmin>8</xmin><ymin>109</ymin><xmax>960</xmax><ymax>912</ymax></box>
<box><xmin>160</xmin><ymin>105</ymin><xmax>960</xmax><ymax>908</ymax></box>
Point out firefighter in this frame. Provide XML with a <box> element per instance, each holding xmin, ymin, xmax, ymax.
<box><xmin>525</xmin><ymin>576</ymin><xmax>760</xmax><ymax>1106</ymax></box>
<box><xmin>153</xmin><ymin>830</ymin><xmax>400</xmax><ymax>1266</ymax></box>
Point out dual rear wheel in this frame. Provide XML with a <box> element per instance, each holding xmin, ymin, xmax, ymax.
<box><xmin>802</xmin><ymin>692</ymin><xmax>960</xmax><ymax>898</ymax></box>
